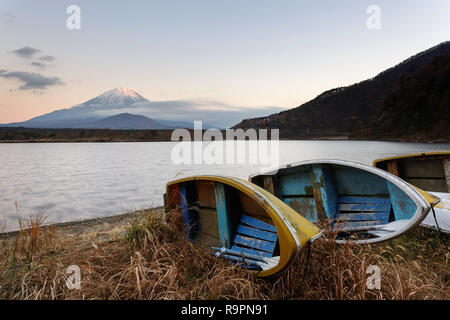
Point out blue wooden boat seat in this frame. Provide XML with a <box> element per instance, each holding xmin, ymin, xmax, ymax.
<box><xmin>333</xmin><ymin>196</ymin><xmax>392</xmax><ymax>232</ymax></box>
<box><xmin>213</xmin><ymin>215</ymin><xmax>278</xmax><ymax>269</ymax></box>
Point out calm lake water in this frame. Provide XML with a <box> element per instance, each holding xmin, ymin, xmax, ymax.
<box><xmin>0</xmin><ymin>141</ymin><xmax>449</xmax><ymax>231</ymax></box>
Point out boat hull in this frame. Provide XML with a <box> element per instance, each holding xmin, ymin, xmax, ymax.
<box><xmin>249</xmin><ymin>160</ymin><xmax>431</xmax><ymax>243</ymax></box>
<box><xmin>373</xmin><ymin>151</ymin><xmax>450</xmax><ymax>193</ymax></box>
<box><xmin>165</xmin><ymin>175</ymin><xmax>321</xmax><ymax>278</ymax></box>
<box><xmin>373</xmin><ymin>151</ymin><xmax>450</xmax><ymax>233</ymax></box>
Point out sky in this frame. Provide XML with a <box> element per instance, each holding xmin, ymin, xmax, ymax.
<box><xmin>0</xmin><ymin>0</ymin><xmax>449</xmax><ymax>124</ymax></box>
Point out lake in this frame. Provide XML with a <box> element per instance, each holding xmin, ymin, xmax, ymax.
<box><xmin>0</xmin><ymin>141</ymin><xmax>449</xmax><ymax>231</ymax></box>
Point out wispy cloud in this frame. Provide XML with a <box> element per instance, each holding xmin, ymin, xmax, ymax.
<box><xmin>30</xmin><ymin>61</ymin><xmax>46</xmax><ymax>69</ymax></box>
<box><xmin>10</xmin><ymin>47</ymin><xmax>56</xmax><ymax>69</ymax></box>
<box><xmin>38</xmin><ymin>55</ymin><xmax>55</xmax><ymax>62</ymax></box>
<box><xmin>12</xmin><ymin>46</ymin><xmax>41</xmax><ymax>59</ymax></box>
<box><xmin>11</xmin><ymin>47</ymin><xmax>56</xmax><ymax>64</ymax></box>
<box><xmin>0</xmin><ymin>12</ymin><xmax>16</xmax><ymax>24</ymax></box>
<box><xmin>0</xmin><ymin>70</ymin><xmax>63</xmax><ymax>92</ymax></box>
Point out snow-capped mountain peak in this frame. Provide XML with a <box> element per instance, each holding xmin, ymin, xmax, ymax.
<box><xmin>81</xmin><ymin>87</ymin><xmax>149</xmax><ymax>106</ymax></box>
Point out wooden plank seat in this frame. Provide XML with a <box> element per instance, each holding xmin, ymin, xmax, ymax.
<box><xmin>332</xmin><ymin>196</ymin><xmax>392</xmax><ymax>232</ymax></box>
<box><xmin>212</xmin><ymin>215</ymin><xmax>278</xmax><ymax>270</ymax></box>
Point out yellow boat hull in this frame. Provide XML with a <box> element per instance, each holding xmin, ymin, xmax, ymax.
<box><xmin>165</xmin><ymin>175</ymin><xmax>321</xmax><ymax>278</ymax></box>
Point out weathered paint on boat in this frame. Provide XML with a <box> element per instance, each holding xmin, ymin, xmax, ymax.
<box><xmin>373</xmin><ymin>151</ymin><xmax>450</xmax><ymax>193</ymax></box>
<box><xmin>165</xmin><ymin>175</ymin><xmax>321</xmax><ymax>278</ymax></box>
<box><xmin>373</xmin><ymin>151</ymin><xmax>450</xmax><ymax>233</ymax></box>
<box><xmin>249</xmin><ymin>160</ymin><xmax>432</xmax><ymax>243</ymax></box>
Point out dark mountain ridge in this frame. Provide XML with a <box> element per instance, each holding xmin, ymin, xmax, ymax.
<box><xmin>233</xmin><ymin>41</ymin><xmax>450</xmax><ymax>141</ymax></box>
<box><xmin>351</xmin><ymin>52</ymin><xmax>450</xmax><ymax>140</ymax></box>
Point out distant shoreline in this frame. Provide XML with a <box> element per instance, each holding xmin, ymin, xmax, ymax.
<box><xmin>0</xmin><ymin>127</ymin><xmax>448</xmax><ymax>144</ymax></box>
<box><xmin>0</xmin><ymin>138</ymin><xmax>448</xmax><ymax>144</ymax></box>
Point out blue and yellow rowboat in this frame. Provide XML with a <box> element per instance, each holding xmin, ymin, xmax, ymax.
<box><xmin>165</xmin><ymin>176</ymin><xmax>321</xmax><ymax>278</ymax></box>
<box><xmin>250</xmin><ymin>160</ymin><xmax>433</xmax><ymax>243</ymax></box>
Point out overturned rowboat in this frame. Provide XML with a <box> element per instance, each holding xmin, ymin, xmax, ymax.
<box><xmin>164</xmin><ymin>175</ymin><xmax>321</xmax><ymax>278</ymax></box>
<box><xmin>373</xmin><ymin>151</ymin><xmax>450</xmax><ymax>233</ymax></box>
<box><xmin>249</xmin><ymin>160</ymin><xmax>432</xmax><ymax>243</ymax></box>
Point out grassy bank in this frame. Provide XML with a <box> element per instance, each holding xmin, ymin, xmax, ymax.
<box><xmin>0</xmin><ymin>208</ymin><xmax>448</xmax><ymax>300</ymax></box>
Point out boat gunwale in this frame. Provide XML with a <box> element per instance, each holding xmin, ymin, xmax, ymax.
<box><xmin>248</xmin><ymin>159</ymin><xmax>432</xmax><ymax>244</ymax></box>
<box><xmin>372</xmin><ymin>150</ymin><xmax>450</xmax><ymax>167</ymax></box>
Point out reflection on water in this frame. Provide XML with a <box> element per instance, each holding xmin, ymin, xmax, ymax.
<box><xmin>0</xmin><ymin>141</ymin><xmax>448</xmax><ymax>231</ymax></box>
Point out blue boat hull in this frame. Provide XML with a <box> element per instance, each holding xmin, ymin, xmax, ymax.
<box><xmin>250</xmin><ymin>160</ymin><xmax>431</xmax><ymax>243</ymax></box>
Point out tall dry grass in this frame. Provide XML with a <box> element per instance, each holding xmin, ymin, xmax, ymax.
<box><xmin>0</xmin><ymin>208</ymin><xmax>448</xmax><ymax>300</ymax></box>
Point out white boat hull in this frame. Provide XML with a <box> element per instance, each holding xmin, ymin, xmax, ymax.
<box><xmin>421</xmin><ymin>192</ymin><xmax>450</xmax><ymax>234</ymax></box>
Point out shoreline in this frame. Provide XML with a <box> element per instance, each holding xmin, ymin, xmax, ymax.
<box><xmin>0</xmin><ymin>207</ymin><xmax>163</xmax><ymax>240</ymax></box>
<box><xmin>0</xmin><ymin>138</ymin><xmax>448</xmax><ymax>144</ymax></box>
<box><xmin>0</xmin><ymin>127</ymin><xmax>448</xmax><ymax>144</ymax></box>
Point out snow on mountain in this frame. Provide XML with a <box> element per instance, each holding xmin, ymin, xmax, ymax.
<box><xmin>80</xmin><ymin>87</ymin><xmax>149</xmax><ymax>106</ymax></box>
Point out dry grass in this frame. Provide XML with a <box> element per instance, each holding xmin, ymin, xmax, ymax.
<box><xmin>0</xmin><ymin>208</ymin><xmax>448</xmax><ymax>300</ymax></box>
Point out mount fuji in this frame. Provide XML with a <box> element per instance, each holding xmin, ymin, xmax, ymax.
<box><xmin>81</xmin><ymin>87</ymin><xmax>149</xmax><ymax>106</ymax></box>
<box><xmin>2</xmin><ymin>87</ymin><xmax>284</xmax><ymax>129</ymax></box>
<box><xmin>2</xmin><ymin>87</ymin><xmax>169</xmax><ymax>129</ymax></box>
